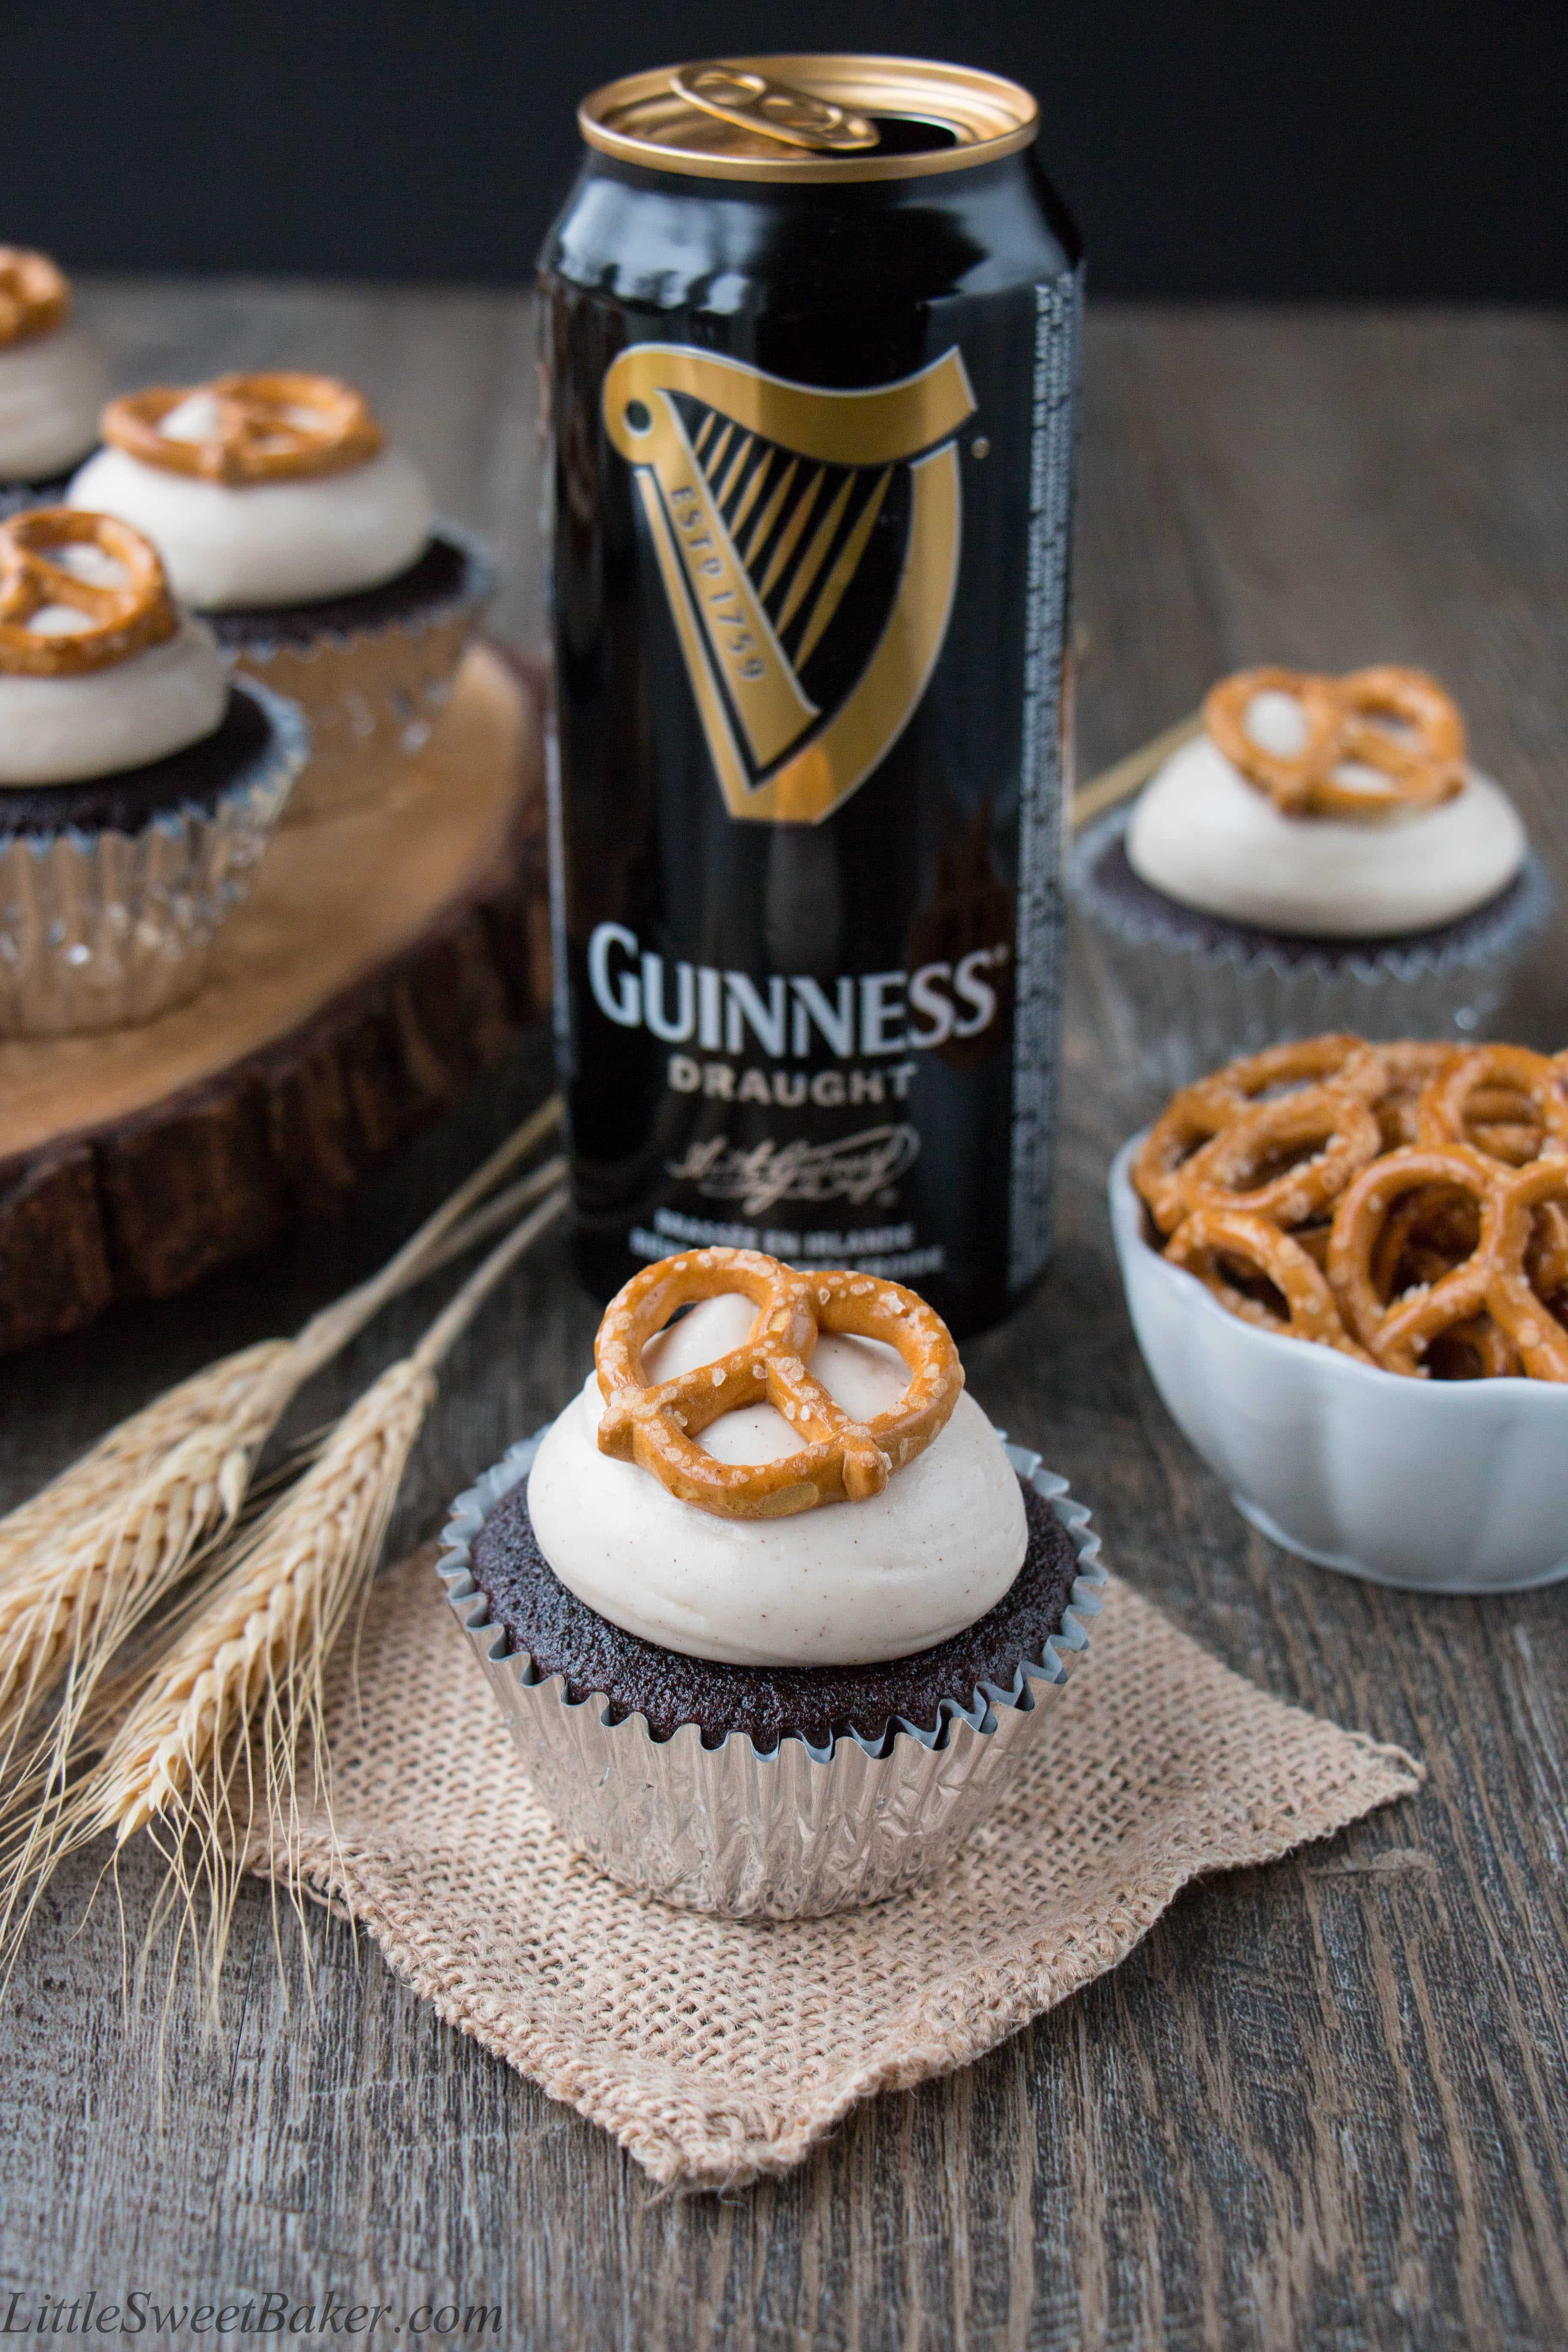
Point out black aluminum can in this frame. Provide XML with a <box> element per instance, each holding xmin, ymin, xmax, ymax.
<box><xmin>540</xmin><ymin>56</ymin><xmax>1081</xmax><ymax>1336</ymax></box>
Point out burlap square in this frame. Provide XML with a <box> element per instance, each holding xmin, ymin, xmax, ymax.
<box><xmin>268</xmin><ymin>1547</ymin><xmax>1420</xmax><ymax>2190</ymax></box>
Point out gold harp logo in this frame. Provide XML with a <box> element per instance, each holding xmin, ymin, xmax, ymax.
<box><xmin>603</xmin><ymin>343</ymin><xmax>977</xmax><ymax>825</ymax></box>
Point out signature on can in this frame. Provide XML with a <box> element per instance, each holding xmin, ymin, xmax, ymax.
<box><xmin>666</xmin><ymin>1126</ymin><xmax>921</xmax><ymax>1217</ymax></box>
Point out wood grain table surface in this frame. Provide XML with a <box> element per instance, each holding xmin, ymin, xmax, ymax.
<box><xmin>2</xmin><ymin>284</ymin><xmax>1565</xmax><ymax>2352</ymax></box>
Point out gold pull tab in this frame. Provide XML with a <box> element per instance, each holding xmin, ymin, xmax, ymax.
<box><xmin>671</xmin><ymin>63</ymin><xmax>879</xmax><ymax>153</ymax></box>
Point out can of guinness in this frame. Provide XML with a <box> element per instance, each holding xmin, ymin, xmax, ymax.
<box><xmin>541</xmin><ymin>55</ymin><xmax>1081</xmax><ymax>1336</ymax></box>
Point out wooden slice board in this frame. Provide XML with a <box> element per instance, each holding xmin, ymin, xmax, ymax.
<box><xmin>0</xmin><ymin>643</ymin><xmax>552</xmax><ymax>1356</ymax></box>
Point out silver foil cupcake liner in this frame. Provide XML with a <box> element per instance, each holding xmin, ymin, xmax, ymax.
<box><xmin>436</xmin><ymin>1429</ymin><xmax>1108</xmax><ymax>1920</ymax></box>
<box><xmin>0</xmin><ymin>676</ymin><xmax>307</xmax><ymax>1035</ymax></box>
<box><xmin>1072</xmin><ymin>805</ymin><xmax>1555</xmax><ymax>1106</ymax></box>
<box><xmin>227</xmin><ymin>521</ymin><xmax>496</xmax><ymax>789</ymax></box>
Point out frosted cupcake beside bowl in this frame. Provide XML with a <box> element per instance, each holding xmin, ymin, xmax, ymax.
<box><xmin>438</xmin><ymin>1246</ymin><xmax>1106</xmax><ymax>1917</ymax></box>
<box><xmin>69</xmin><ymin>370</ymin><xmax>492</xmax><ymax>813</ymax></box>
<box><xmin>1073</xmin><ymin>664</ymin><xmax>1553</xmax><ymax>1094</ymax></box>
<box><xmin>0</xmin><ymin>248</ymin><xmax>110</xmax><ymax>517</ymax></box>
<box><xmin>0</xmin><ymin>506</ymin><xmax>306</xmax><ymax>1033</ymax></box>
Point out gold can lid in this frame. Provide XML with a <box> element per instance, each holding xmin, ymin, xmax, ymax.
<box><xmin>579</xmin><ymin>55</ymin><xmax>1038</xmax><ymax>184</ymax></box>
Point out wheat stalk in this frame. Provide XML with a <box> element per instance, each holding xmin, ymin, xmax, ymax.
<box><xmin>80</xmin><ymin>1185</ymin><xmax>567</xmax><ymax>2011</ymax></box>
<box><xmin>106</xmin><ymin>1356</ymin><xmax>437</xmax><ymax>2003</ymax></box>
<box><xmin>0</xmin><ymin>1100</ymin><xmax>563</xmax><ymax>1927</ymax></box>
<box><xmin>0</xmin><ymin>1346</ymin><xmax>296</xmax><ymax>1782</ymax></box>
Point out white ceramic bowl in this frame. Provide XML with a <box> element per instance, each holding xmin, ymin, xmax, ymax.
<box><xmin>1109</xmin><ymin>1136</ymin><xmax>1568</xmax><ymax>1594</ymax></box>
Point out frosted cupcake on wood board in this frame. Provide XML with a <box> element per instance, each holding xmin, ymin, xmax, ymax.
<box><xmin>0</xmin><ymin>506</ymin><xmax>306</xmax><ymax>1033</ymax></box>
<box><xmin>1071</xmin><ymin>663</ymin><xmax>1552</xmax><ymax>1094</ymax></box>
<box><xmin>70</xmin><ymin>371</ymin><xmax>492</xmax><ymax>813</ymax></box>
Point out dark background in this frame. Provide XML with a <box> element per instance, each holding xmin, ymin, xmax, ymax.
<box><xmin>2</xmin><ymin>0</ymin><xmax>1562</xmax><ymax>300</ymax></box>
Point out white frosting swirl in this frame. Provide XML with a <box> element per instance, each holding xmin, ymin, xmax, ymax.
<box><xmin>525</xmin><ymin>1294</ymin><xmax>1027</xmax><ymax>1668</ymax></box>
<box><xmin>0</xmin><ymin>320</ymin><xmax>110</xmax><ymax>479</ymax></box>
<box><xmin>1127</xmin><ymin>724</ymin><xmax>1527</xmax><ymax>938</ymax></box>
<box><xmin>67</xmin><ymin>432</ymin><xmax>433</xmax><ymax>609</ymax></box>
<box><xmin>0</xmin><ymin>616</ymin><xmax>228</xmax><ymax>786</ymax></box>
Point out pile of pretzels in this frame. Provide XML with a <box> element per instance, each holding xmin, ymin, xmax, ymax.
<box><xmin>1134</xmin><ymin>1036</ymin><xmax>1568</xmax><ymax>1380</ymax></box>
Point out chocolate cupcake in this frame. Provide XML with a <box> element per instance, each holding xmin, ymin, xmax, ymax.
<box><xmin>438</xmin><ymin>1248</ymin><xmax>1106</xmax><ymax>1918</ymax></box>
<box><xmin>1072</xmin><ymin>665</ymin><xmax>1553</xmax><ymax>1099</ymax></box>
<box><xmin>0</xmin><ymin>507</ymin><xmax>306</xmax><ymax>1033</ymax></box>
<box><xmin>0</xmin><ymin>250</ymin><xmax>109</xmax><ymax>517</ymax></box>
<box><xmin>67</xmin><ymin>371</ymin><xmax>493</xmax><ymax>817</ymax></box>
<box><xmin>470</xmin><ymin>1464</ymin><xmax>1081</xmax><ymax>1750</ymax></box>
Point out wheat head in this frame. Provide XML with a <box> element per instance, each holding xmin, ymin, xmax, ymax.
<box><xmin>0</xmin><ymin>1341</ymin><xmax>305</xmax><ymax>1774</ymax></box>
<box><xmin>76</xmin><ymin>1355</ymin><xmax>436</xmax><ymax>2015</ymax></box>
<box><xmin>0</xmin><ymin>1093</ymin><xmax>561</xmax><ymax>1715</ymax></box>
<box><xmin>2</xmin><ymin>1177</ymin><xmax>564</xmax><ymax>2006</ymax></box>
<box><xmin>95</xmin><ymin>1357</ymin><xmax>436</xmax><ymax>1847</ymax></box>
<box><xmin>0</xmin><ymin>1108</ymin><xmax>564</xmax><ymax>1799</ymax></box>
<box><xmin>0</xmin><ymin>1341</ymin><xmax>294</xmax><ymax>1600</ymax></box>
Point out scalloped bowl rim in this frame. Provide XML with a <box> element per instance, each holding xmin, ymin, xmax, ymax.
<box><xmin>1109</xmin><ymin>1134</ymin><xmax>1568</xmax><ymax>1417</ymax></box>
<box><xmin>1108</xmin><ymin>1133</ymin><xmax>1568</xmax><ymax>1592</ymax></box>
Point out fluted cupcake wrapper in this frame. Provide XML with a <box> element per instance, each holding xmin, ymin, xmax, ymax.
<box><xmin>436</xmin><ymin>1428</ymin><xmax>1108</xmax><ymax>1920</ymax></box>
<box><xmin>1071</xmin><ymin>805</ymin><xmax>1556</xmax><ymax>1107</ymax></box>
<box><xmin>0</xmin><ymin>677</ymin><xmax>307</xmax><ymax>1035</ymax></box>
<box><xmin>226</xmin><ymin>521</ymin><xmax>496</xmax><ymax>819</ymax></box>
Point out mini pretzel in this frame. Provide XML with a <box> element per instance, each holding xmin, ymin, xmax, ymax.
<box><xmin>1368</xmin><ymin>1182</ymin><xmax>1480</xmax><ymax>1304</ymax></box>
<box><xmin>0</xmin><ymin>248</ymin><xmax>69</xmax><ymax>347</ymax></box>
<box><xmin>1326</xmin><ymin>1146</ymin><xmax>1568</xmax><ymax>1378</ymax></box>
<box><xmin>1489</xmin><ymin>1162</ymin><xmax>1568</xmax><ymax>1379</ymax></box>
<box><xmin>1369</xmin><ymin>1041</ymin><xmax>1464</xmax><ymax>1148</ymax></box>
<box><xmin>1209</xmin><ymin>1034</ymin><xmax>1386</xmax><ymax>1109</ymax></box>
<box><xmin>1176</xmin><ymin>1084</ymin><xmax>1382</xmax><ymax>1231</ymax></box>
<box><xmin>1327</xmin><ymin>1145</ymin><xmax>1500</xmax><ymax>1355</ymax></box>
<box><xmin>594</xmin><ymin>1247</ymin><xmax>965</xmax><ymax>1519</ymax></box>
<box><xmin>1527</xmin><ymin>1203</ymin><xmax>1568</xmax><ymax>1299</ymax></box>
<box><xmin>0</xmin><ymin>508</ymin><xmax>178</xmax><ymax>678</ymax></box>
<box><xmin>1165</xmin><ymin>1208</ymin><xmax>1367</xmax><ymax>1356</ymax></box>
<box><xmin>1132</xmin><ymin>1038</ymin><xmax>1381</xmax><ymax>1237</ymax></box>
<box><xmin>1204</xmin><ymin>663</ymin><xmax>1467</xmax><ymax>820</ymax></box>
<box><xmin>1133</xmin><ymin>1080</ymin><xmax>1236</xmax><ymax>1236</ymax></box>
<box><xmin>103</xmin><ymin>371</ymin><xmax>383</xmax><ymax>485</ymax></box>
<box><xmin>1417</xmin><ymin>1045</ymin><xmax>1568</xmax><ymax>1164</ymax></box>
<box><xmin>1310</xmin><ymin>666</ymin><xmax>1467</xmax><ymax>818</ymax></box>
<box><xmin>1203</xmin><ymin>668</ymin><xmax>1345</xmax><ymax>816</ymax></box>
